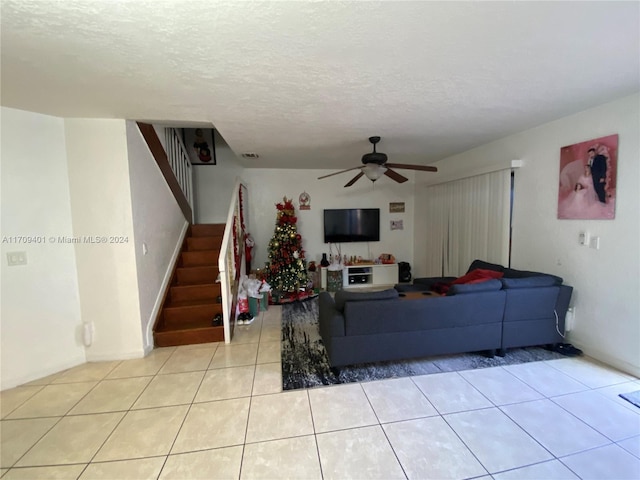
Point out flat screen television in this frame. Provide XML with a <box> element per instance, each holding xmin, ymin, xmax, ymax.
<box><xmin>323</xmin><ymin>208</ymin><xmax>380</xmax><ymax>243</ymax></box>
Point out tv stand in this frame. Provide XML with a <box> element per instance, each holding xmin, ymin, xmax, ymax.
<box><xmin>320</xmin><ymin>264</ymin><xmax>398</xmax><ymax>290</ymax></box>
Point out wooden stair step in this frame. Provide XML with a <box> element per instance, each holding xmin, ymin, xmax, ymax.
<box><xmin>164</xmin><ymin>298</ymin><xmax>221</xmax><ymax>309</ymax></box>
<box><xmin>187</xmin><ymin>236</ymin><xmax>222</xmax><ymax>252</ymax></box>
<box><xmin>157</xmin><ymin>317</ymin><xmax>220</xmax><ymax>331</ymax></box>
<box><xmin>163</xmin><ymin>302</ymin><xmax>222</xmax><ymax>326</ymax></box>
<box><xmin>181</xmin><ymin>250</ymin><xmax>219</xmax><ymax>267</ymax></box>
<box><xmin>170</xmin><ymin>284</ymin><xmax>221</xmax><ymax>303</ymax></box>
<box><xmin>176</xmin><ymin>266</ymin><xmax>219</xmax><ymax>285</ymax></box>
<box><xmin>154</xmin><ymin>324</ymin><xmax>224</xmax><ymax>347</ymax></box>
<box><xmin>153</xmin><ymin>223</ymin><xmax>228</xmax><ymax>348</ymax></box>
<box><xmin>191</xmin><ymin>224</ymin><xmax>225</xmax><ymax>237</ymax></box>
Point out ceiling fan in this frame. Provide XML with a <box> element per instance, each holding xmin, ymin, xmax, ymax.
<box><xmin>318</xmin><ymin>136</ymin><xmax>438</xmax><ymax>187</ymax></box>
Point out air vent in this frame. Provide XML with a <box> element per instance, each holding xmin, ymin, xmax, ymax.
<box><xmin>241</xmin><ymin>153</ymin><xmax>259</xmax><ymax>159</ymax></box>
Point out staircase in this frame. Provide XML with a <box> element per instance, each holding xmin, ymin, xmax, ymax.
<box><xmin>153</xmin><ymin>224</ymin><xmax>226</xmax><ymax>347</ymax></box>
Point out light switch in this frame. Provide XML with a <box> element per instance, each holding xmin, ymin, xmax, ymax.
<box><xmin>589</xmin><ymin>236</ymin><xmax>600</xmax><ymax>250</ymax></box>
<box><xmin>7</xmin><ymin>251</ymin><xmax>27</xmax><ymax>266</ymax></box>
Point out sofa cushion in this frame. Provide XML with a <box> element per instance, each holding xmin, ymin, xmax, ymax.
<box><xmin>343</xmin><ymin>291</ymin><xmax>506</xmax><ymax>336</ymax></box>
<box><xmin>501</xmin><ymin>275</ymin><xmax>560</xmax><ymax>289</ymax></box>
<box><xmin>503</xmin><ymin>268</ymin><xmax>563</xmax><ymax>284</ymax></box>
<box><xmin>395</xmin><ymin>283</ymin><xmax>430</xmax><ymax>293</ymax></box>
<box><xmin>333</xmin><ymin>288</ymin><xmax>399</xmax><ymax>313</ymax></box>
<box><xmin>447</xmin><ymin>279</ymin><xmax>503</xmax><ymax>296</ymax></box>
<box><xmin>466</xmin><ymin>259</ymin><xmax>504</xmax><ymax>274</ymax></box>
<box><xmin>452</xmin><ymin>268</ymin><xmax>504</xmax><ymax>285</ymax></box>
<box><xmin>413</xmin><ymin>276</ymin><xmax>457</xmax><ymax>286</ymax></box>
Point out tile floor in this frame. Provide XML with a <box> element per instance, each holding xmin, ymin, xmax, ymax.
<box><xmin>1</xmin><ymin>306</ymin><xmax>640</xmax><ymax>479</ymax></box>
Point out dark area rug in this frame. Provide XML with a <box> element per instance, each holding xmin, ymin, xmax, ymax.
<box><xmin>619</xmin><ymin>390</ymin><xmax>640</xmax><ymax>409</ymax></box>
<box><xmin>281</xmin><ymin>297</ymin><xmax>565</xmax><ymax>390</ymax></box>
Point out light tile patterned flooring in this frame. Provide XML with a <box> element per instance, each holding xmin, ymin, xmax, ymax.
<box><xmin>1</xmin><ymin>306</ymin><xmax>640</xmax><ymax>479</ymax></box>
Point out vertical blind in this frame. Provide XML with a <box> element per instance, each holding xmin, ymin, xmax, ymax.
<box><xmin>422</xmin><ymin>169</ymin><xmax>511</xmax><ymax>277</ymax></box>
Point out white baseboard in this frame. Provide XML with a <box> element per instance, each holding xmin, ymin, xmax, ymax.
<box><xmin>570</xmin><ymin>341</ymin><xmax>640</xmax><ymax>378</ymax></box>
<box><xmin>85</xmin><ymin>349</ymin><xmax>146</xmax><ymax>362</ymax></box>
<box><xmin>1</xmin><ymin>354</ymin><xmax>86</xmax><ymax>391</ymax></box>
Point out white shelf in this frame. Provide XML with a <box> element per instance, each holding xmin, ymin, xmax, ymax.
<box><xmin>344</xmin><ymin>266</ymin><xmax>373</xmax><ymax>287</ymax></box>
<box><xmin>320</xmin><ymin>264</ymin><xmax>399</xmax><ymax>290</ymax></box>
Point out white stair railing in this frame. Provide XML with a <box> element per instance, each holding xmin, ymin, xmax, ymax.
<box><xmin>219</xmin><ymin>178</ymin><xmax>249</xmax><ymax>343</ymax></box>
<box><xmin>164</xmin><ymin>128</ymin><xmax>194</xmax><ymax>213</ymax></box>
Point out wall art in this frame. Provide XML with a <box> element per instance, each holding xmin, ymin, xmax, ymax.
<box><xmin>557</xmin><ymin>134</ymin><xmax>617</xmax><ymax>219</ymax></box>
<box><xmin>183</xmin><ymin>128</ymin><xmax>217</xmax><ymax>165</ymax></box>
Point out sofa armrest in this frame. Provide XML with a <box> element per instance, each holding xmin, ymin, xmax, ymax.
<box><xmin>555</xmin><ymin>285</ymin><xmax>573</xmax><ymax>323</ymax></box>
<box><xmin>318</xmin><ymin>292</ymin><xmax>345</xmax><ymax>338</ymax></box>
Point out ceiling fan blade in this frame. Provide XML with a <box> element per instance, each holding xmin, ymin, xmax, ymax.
<box><xmin>344</xmin><ymin>171</ymin><xmax>365</xmax><ymax>187</ymax></box>
<box><xmin>384</xmin><ymin>168</ymin><xmax>409</xmax><ymax>183</ymax></box>
<box><xmin>386</xmin><ymin>163</ymin><xmax>438</xmax><ymax>172</ymax></box>
<box><xmin>318</xmin><ymin>166</ymin><xmax>362</xmax><ymax>180</ymax></box>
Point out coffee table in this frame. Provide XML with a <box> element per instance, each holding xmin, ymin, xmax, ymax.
<box><xmin>398</xmin><ymin>291</ymin><xmax>440</xmax><ymax>300</ymax></box>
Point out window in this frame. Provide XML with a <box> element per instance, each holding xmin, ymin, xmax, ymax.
<box><xmin>421</xmin><ymin>169</ymin><xmax>511</xmax><ymax>276</ymax></box>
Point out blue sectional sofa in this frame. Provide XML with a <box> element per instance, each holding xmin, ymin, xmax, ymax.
<box><xmin>318</xmin><ymin>260</ymin><xmax>573</xmax><ymax>368</ymax></box>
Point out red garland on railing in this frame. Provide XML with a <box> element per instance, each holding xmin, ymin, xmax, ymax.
<box><xmin>232</xmin><ymin>216</ymin><xmax>240</xmax><ymax>272</ymax></box>
<box><xmin>238</xmin><ymin>187</ymin><xmax>246</xmax><ymax>232</ymax></box>
<box><xmin>236</xmin><ymin>186</ymin><xmax>246</xmax><ymax>272</ymax></box>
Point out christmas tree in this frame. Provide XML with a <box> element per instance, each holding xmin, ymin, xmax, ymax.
<box><xmin>264</xmin><ymin>197</ymin><xmax>309</xmax><ymax>302</ymax></box>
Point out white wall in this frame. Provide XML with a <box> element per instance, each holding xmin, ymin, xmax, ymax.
<box><xmin>242</xmin><ymin>169</ymin><xmax>415</xmax><ymax>271</ymax></box>
<box><xmin>126</xmin><ymin>121</ymin><xmax>188</xmax><ymax>353</ymax></box>
<box><xmin>193</xmin><ymin>132</ymin><xmax>414</xmax><ymax>270</ymax></box>
<box><xmin>65</xmin><ymin>119</ymin><xmax>144</xmax><ymax>361</ymax></box>
<box><xmin>415</xmin><ymin>93</ymin><xmax>640</xmax><ymax>376</ymax></box>
<box><xmin>193</xmin><ymin>132</ymin><xmax>244</xmax><ymax>224</ymax></box>
<box><xmin>0</xmin><ymin>107</ymin><xmax>85</xmax><ymax>389</ymax></box>
<box><xmin>153</xmin><ymin>125</ymin><xmax>167</xmax><ymax>151</ymax></box>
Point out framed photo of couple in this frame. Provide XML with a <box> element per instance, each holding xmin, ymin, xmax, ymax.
<box><xmin>182</xmin><ymin>128</ymin><xmax>217</xmax><ymax>165</ymax></box>
<box><xmin>557</xmin><ymin>134</ymin><xmax>618</xmax><ymax>220</ymax></box>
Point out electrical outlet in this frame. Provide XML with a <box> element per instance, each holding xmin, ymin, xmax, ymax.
<box><xmin>579</xmin><ymin>231</ymin><xmax>590</xmax><ymax>246</ymax></box>
<box><xmin>7</xmin><ymin>251</ymin><xmax>27</xmax><ymax>266</ymax></box>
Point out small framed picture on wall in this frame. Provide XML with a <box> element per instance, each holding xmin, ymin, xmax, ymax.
<box><xmin>390</xmin><ymin>220</ymin><xmax>404</xmax><ymax>230</ymax></box>
<box><xmin>389</xmin><ymin>202</ymin><xmax>405</xmax><ymax>213</ymax></box>
<box><xmin>183</xmin><ymin>128</ymin><xmax>217</xmax><ymax>165</ymax></box>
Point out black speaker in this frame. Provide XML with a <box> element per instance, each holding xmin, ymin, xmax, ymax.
<box><xmin>398</xmin><ymin>261</ymin><xmax>411</xmax><ymax>282</ymax></box>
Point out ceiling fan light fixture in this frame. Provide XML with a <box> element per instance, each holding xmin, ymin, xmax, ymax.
<box><xmin>318</xmin><ymin>135</ymin><xmax>437</xmax><ymax>187</ymax></box>
<box><xmin>363</xmin><ymin>164</ymin><xmax>387</xmax><ymax>181</ymax></box>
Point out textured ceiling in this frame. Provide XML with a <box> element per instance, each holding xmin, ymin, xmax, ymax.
<box><xmin>1</xmin><ymin>1</ymin><xmax>638</xmax><ymax>170</ymax></box>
